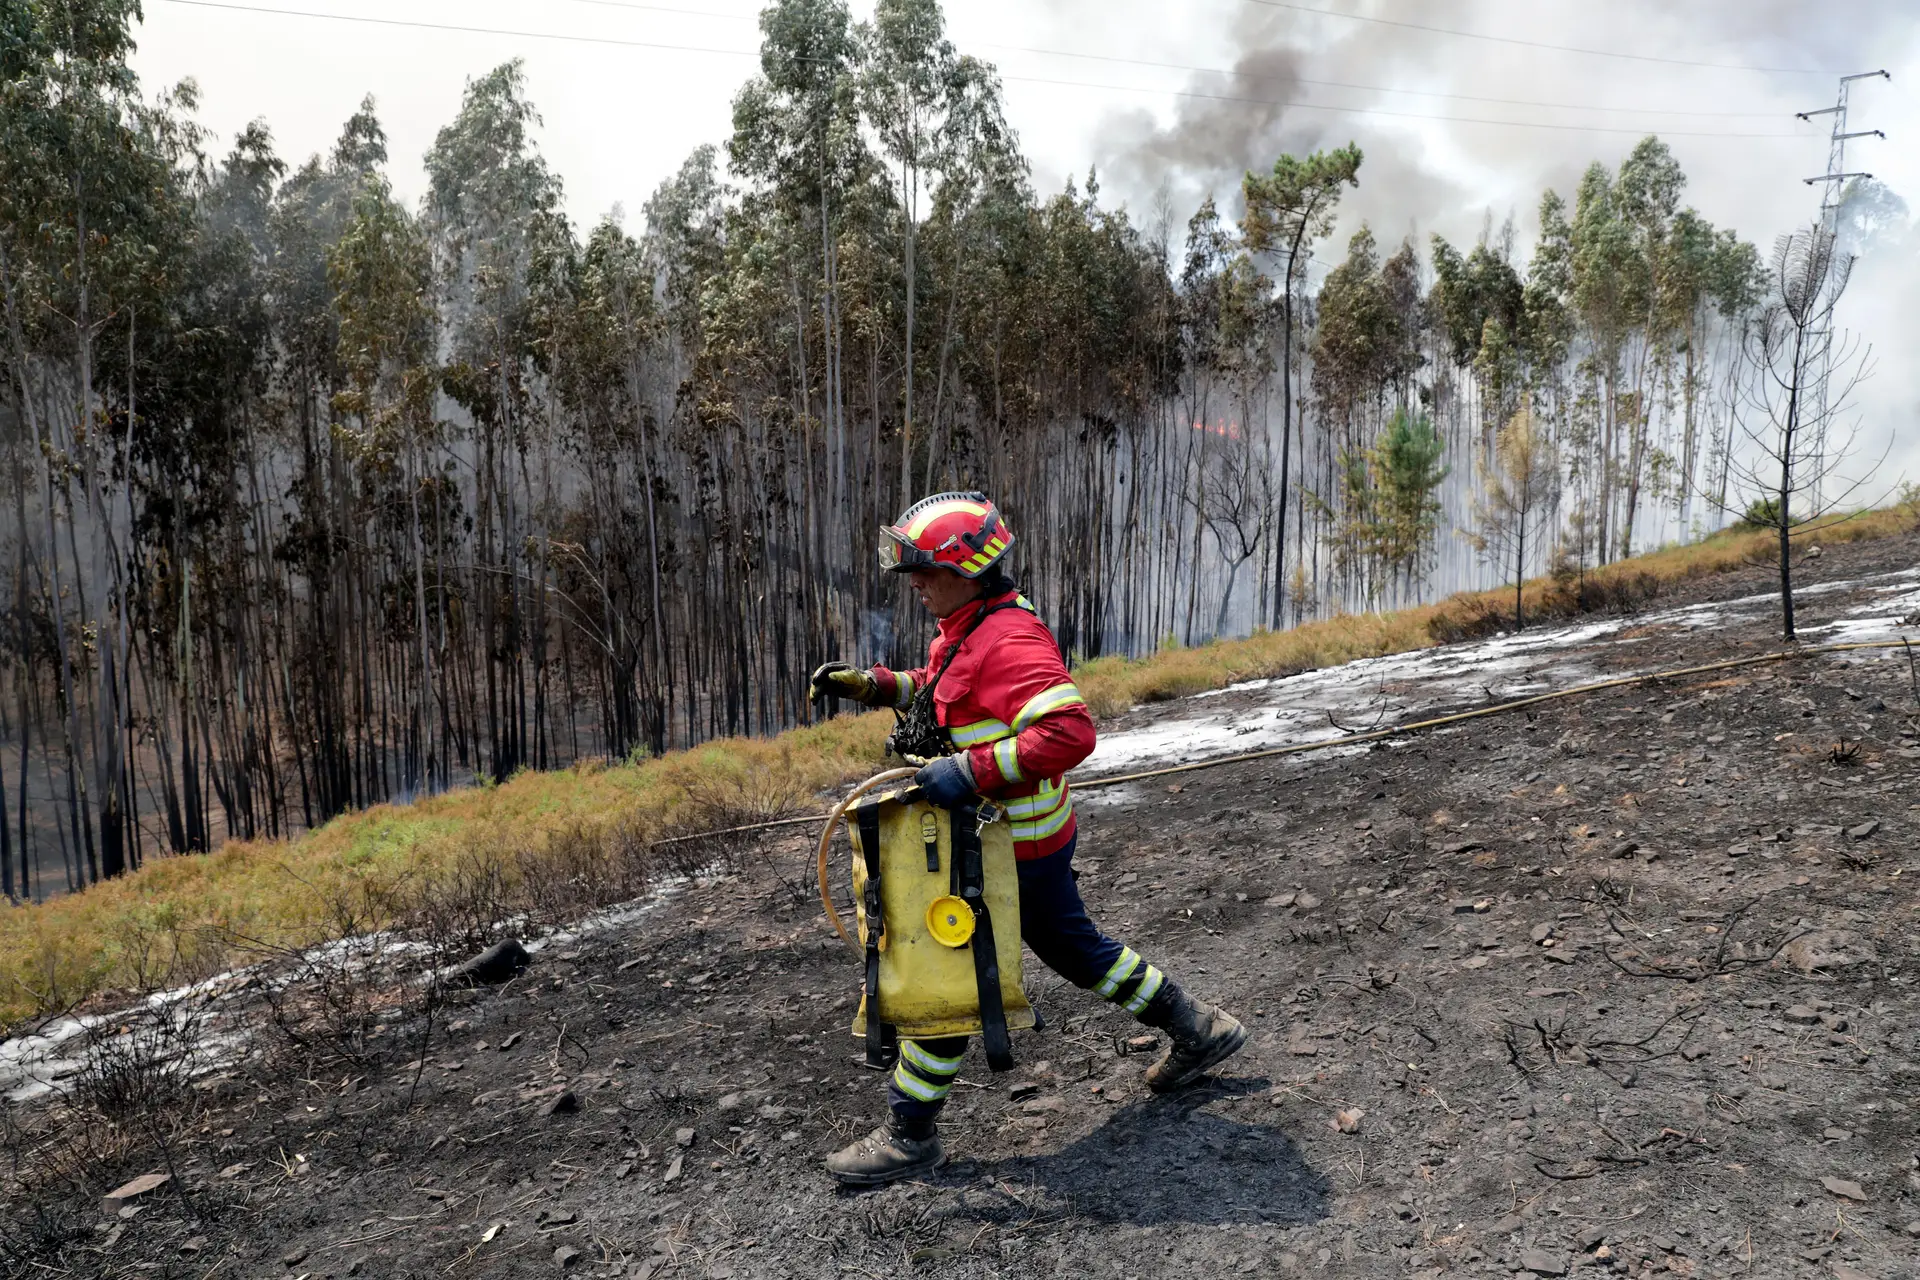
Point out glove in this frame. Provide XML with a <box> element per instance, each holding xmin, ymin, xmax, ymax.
<box><xmin>914</xmin><ymin>754</ymin><xmax>976</xmax><ymax>809</ymax></box>
<box><xmin>810</xmin><ymin>661</ymin><xmax>879</xmax><ymax>704</ymax></box>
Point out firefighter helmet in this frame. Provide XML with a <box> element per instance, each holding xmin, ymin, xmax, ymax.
<box><xmin>878</xmin><ymin>492</ymin><xmax>1014</xmax><ymax>578</ymax></box>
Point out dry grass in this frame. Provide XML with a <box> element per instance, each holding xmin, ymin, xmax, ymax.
<box><xmin>0</xmin><ymin>713</ymin><xmax>892</xmax><ymax>1032</ymax></box>
<box><xmin>2</xmin><ymin>505</ymin><xmax>1911</xmax><ymax>1032</ymax></box>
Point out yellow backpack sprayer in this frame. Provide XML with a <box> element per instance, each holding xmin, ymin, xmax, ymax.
<box><xmin>816</xmin><ymin>768</ymin><xmax>1032</xmax><ymax>1072</ymax></box>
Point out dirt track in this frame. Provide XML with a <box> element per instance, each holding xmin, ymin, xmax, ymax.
<box><xmin>8</xmin><ymin>536</ymin><xmax>1920</xmax><ymax>1279</ymax></box>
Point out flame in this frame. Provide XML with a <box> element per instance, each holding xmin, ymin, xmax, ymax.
<box><xmin>1191</xmin><ymin>419</ymin><xmax>1244</xmax><ymax>441</ymax></box>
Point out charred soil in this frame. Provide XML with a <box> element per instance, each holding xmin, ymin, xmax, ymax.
<box><xmin>7</xmin><ymin>533</ymin><xmax>1920</xmax><ymax>1279</ymax></box>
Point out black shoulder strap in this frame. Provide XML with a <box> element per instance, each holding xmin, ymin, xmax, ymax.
<box><xmin>854</xmin><ymin>800</ymin><xmax>895</xmax><ymax>1069</ymax></box>
<box><xmin>921</xmin><ymin>598</ymin><xmax>1022</xmax><ymax>703</ymax></box>
<box><xmin>954</xmin><ymin>805</ymin><xmax>1014</xmax><ymax>1072</ymax></box>
<box><xmin>888</xmin><ymin>597</ymin><xmax>1025</xmax><ymax>761</ymax></box>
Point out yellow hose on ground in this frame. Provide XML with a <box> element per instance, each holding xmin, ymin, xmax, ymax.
<box><xmin>644</xmin><ymin>639</ymin><xmax>1918</xmax><ymax>943</ymax></box>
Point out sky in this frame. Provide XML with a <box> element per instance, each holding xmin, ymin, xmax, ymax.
<box><xmin>130</xmin><ymin>0</ymin><xmax>1920</xmax><ymax>481</ymax></box>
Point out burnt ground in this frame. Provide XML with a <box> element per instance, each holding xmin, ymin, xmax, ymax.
<box><xmin>7</xmin><ymin>532</ymin><xmax>1920</xmax><ymax>1280</ymax></box>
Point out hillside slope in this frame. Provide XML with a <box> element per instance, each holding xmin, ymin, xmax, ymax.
<box><xmin>6</xmin><ymin>532</ymin><xmax>1920</xmax><ymax>1278</ymax></box>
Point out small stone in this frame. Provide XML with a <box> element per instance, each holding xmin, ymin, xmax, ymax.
<box><xmin>1491</xmin><ymin>1215</ymin><xmax>1524</xmax><ymax>1235</ymax></box>
<box><xmin>1529</xmin><ymin>923</ymin><xmax>1555</xmax><ymax>943</ymax></box>
<box><xmin>1519</xmin><ymin>1248</ymin><xmax>1568</xmax><ymax>1276</ymax></box>
<box><xmin>1903</xmin><ymin>1220</ymin><xmax>1920</xmax><ymax>1238</ymax></box>
<box><xmin>1845</xmin><ymin>821</ymin><xmax>1879</xmax><ymax>840</ymax></box>
<box><xmin>1784</xmin><ymin>1005</ymin><xmax>1822</xmax><ymax>1025</ymax></box>
<box><xmin>1125</xmin><ymin>1034</ymin><xmax>1158</xmax><ymax>1053</ymax></box>
<box><xmin>1819</xmin><ymin>1176</ymin><xmax>1868</xmax><ymax>1202</ymax></box>
<box><xmin>1832</xmin><ymin>1266</ymin><xmax>1873</xmax><ymax>1280</ymax></box>
<box><xmin>180</xmin><ymin>1237</ymin><xmax>208</xmax><ymax>1255</ymax></box>
<box><xmin>542</xmin><ymin>1209</ymin><xmax>578</xmax><ymax>1225</ymax></box>
<box><xmin>1295</xmin><ymin>891</ymin><xmax>1322</xmax><ymax>910</ymax></box>
<box><xmin>1461</xmin><ymin>956</ymin><xmax>1490</xmax><ymax>969</ymax></box>
<box><xmin>543</xmin><ymin>1090</ymin><xmax>580</xmax><ymax>1116</ymax></box>
<box><xmin>1819</xmin><ymin>1012</ymin><xmax>1849</xmax><ymax>1032</ymax></box>
<box><xmin>1823</xmin><ymin>1126</ymin><xmax>1851</xmax><ymax>1141</ymax></box>
<box><xmin>663</xmin><ymin>1154</ymin><xmax>684</xmax><ymax>1185</ymax></box>
<box><xmin>675</xmin><ymin>1127</ymin><xmax>696</xmax><ymax>1148</ymax></box>
<box><xmin>499</xmin><ymin>1032</ymin><xmax>523</xmax><ymax>1050</ymax></box>
<box><xmin>1449</xmin><ymin>899</ymin><xmax>1478</xmax><ymax>914</ymax></box>
<box><xmin>1608</xmin><ymin>841</ymin><xmax>1639</xmax><ymax>859</ymax></box>
<box><xmin>1331</xmin><ymin>1107</ymin><xmax>1364</xmax><ymax>1133</ymax></box>
<box><xmin>716</xmin><ymin>1092</ymin><xmax>742</xmax><ymax>1111</ymax></box>
<box><xmin>1265</xmin><ymin>892</ymin><xmax>1296</xmax><ymax>908</ymax></box>
<box><xmin>282</xmin><ymin>1246</ymin><xmax>309</xmax><ymax>1265</ymax></box>
<box><xmin>554</xmin><ymin>1245</ymin><xmax>580</xmax><ymax>1268</ymax></box>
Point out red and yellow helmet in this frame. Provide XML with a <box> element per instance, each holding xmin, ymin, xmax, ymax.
<box><xmin>878</xmin><ymin>492</ymin><xmax>1014</xmax><ymax>578</ymax></box>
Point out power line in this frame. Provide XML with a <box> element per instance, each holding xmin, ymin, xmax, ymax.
<box><xmin>1239</xmin><ymin>0</ymin><xmax>1826</xmax><ymax>75</ymax></box>
<box><xmin>535</xmin><ymin>0</ymin><xmax>1792</xmax><ymax>119</ymax></box>
<box><xmin>158</xmin><ymin>0</ymin><xmax>771</xmax><ymax>59</ymax></box>
<box><xmin>971</xmin><ymin>42</ymin><xmax>1787</xmax><ymax>119</ymax></box>
<box><xmin>152</xmin><ymin>0</ymin><xmax>1811</xmax><ymax>139</ymax></box>
<box><xmin>1012</xmin><ymin>73</ymin><xmax>1804</xmax><ymax>138</ymax></box>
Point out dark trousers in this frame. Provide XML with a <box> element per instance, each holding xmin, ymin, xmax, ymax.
<box><xmin>887</xmin><ymin>833</ymin><xmax>1166</xmax><ymax>1120</ymax></box>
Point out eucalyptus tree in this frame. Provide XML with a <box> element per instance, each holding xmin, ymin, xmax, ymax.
<box><xmin>858</xmin><ymin>0</ymin><xmax>959</xmax><ymax>507</ymax></box>
<box><xmin>1568</xmin><ymin>160</ymin><xmax>1644</xmax><ymax>560</ymax></box>
<box><xmin>425</xmin><ymin>61</ymin><xmax>568</xmax><ymax>779</ymax></box>
<box><xmin>1611</xmin><ymin>137</ymin><xmax>1685</xmax><ymax>554</ymax></box>
<box><xmin>1239</xmin><ymin>144</ymin><xmax>1362</xmax><ymax>628</ymax></box>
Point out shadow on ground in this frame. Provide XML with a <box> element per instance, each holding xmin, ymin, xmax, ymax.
<box><xmin>951</xmin><ymin>1076</ymin><xmax>1332</xmax><ymax>1227</ymax></box>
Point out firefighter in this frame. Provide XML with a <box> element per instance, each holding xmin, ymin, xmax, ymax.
<box><xmin>809</xmin><ymin>492</ymin><xmax>1247</xmax><ymax>1185</ymax></box>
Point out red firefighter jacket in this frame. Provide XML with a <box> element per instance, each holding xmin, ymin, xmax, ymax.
<box><xmin>871</xmin><ymin>590</ymin><xmax>1094</xmax><ymax>860</ymax></box>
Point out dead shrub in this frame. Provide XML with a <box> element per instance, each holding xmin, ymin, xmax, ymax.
<box><xmin>217</xmin><ymin>877</ymin><xmax>422</xmax><ymax>1071</ymax></box>
<box><xmin>67</xmin><ymin>996</ymin><xmax>217</xmax><ymax>1122</ymax></box>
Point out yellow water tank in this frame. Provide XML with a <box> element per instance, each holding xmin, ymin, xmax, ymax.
<box><xmin>849</xmin><ymin>790</ymin><xmax>1034</xmax><ymax>1042</ymax></box>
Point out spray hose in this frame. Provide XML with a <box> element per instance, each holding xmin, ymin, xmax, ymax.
<box><xmin>649</xmin><ymin>637</ymin><xmax>1919</xmax><ymax>949</ymax></box>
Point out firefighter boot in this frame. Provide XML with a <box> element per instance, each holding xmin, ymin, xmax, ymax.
<box><xmin>824</xmin><ymin>1114</ymin><xmax>946</xmax><ymax>1186</ymax></box>
<box><xmin>1139</xmin><ymin>980</ymin><xmax>1247</xmax><ymax>1093</ymax></box>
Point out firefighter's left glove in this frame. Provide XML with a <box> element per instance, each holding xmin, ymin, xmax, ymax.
<box><xmin>914</xmin><ymin>754</ymin><xmax>976</xmax><ymax>809</ymax></box>
<box><xmin>810</xmin><ymin>661</ymin><xmax>880</xmax><ymax>705</ymax></box>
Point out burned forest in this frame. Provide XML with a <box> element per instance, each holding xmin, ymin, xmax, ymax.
<box><xmin>0</xmin><ymin>0</ymin><xmax>1869</xmax><ymax>898</ymax></box>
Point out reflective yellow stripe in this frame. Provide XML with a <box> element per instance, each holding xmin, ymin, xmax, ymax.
<box><xmin>1012</xmin><ymin>682</ymin><xmax>1085</xmax><ymax>732</ymax></box>
<box><xmin>893</xmin><ymin>672</ymin><xmax>916</xmax><ymax>709</ymax></box>
<box><xmin>904</xmin><ymin>499</ymin><xmax>989</xmax><ymax>540</ymax></box>
<box><xmin>892</xmin><ymin>1061</ymin><xmax>951</xmax><ymax>1102</ymax></box>
<box><xmin>992</xmin><ymin>737</ymin><xmax>1022</xmax><ymax>784</ymax></box>
<box><xmin>1010</xmin><ymin>795</ymin><xmax>1074</xmax><ymax>843</ymax></box>
<box><xmin>1122</xmin><ymin>965</ymin><xmax>1165</xmax><ymax>1014</ymax></box>
<box><xmin>948</xmin><ymin>717</ymin><xmax>1013</xmax><ymax>747</ymax></box>
<box><xmin>900</xmin><ymin>1040</ymin><xmax>965</xmax><ymax>1075</ymax></box>
<box><xmin>1093</xmin><ymin>947</ymin><xmax>1141</xmax><ymax>999</ymax></box>
<box><xmin>1003</xmin><ymin>779</ymin><xmax>1063</xmax><ymax>818</ymax></box>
